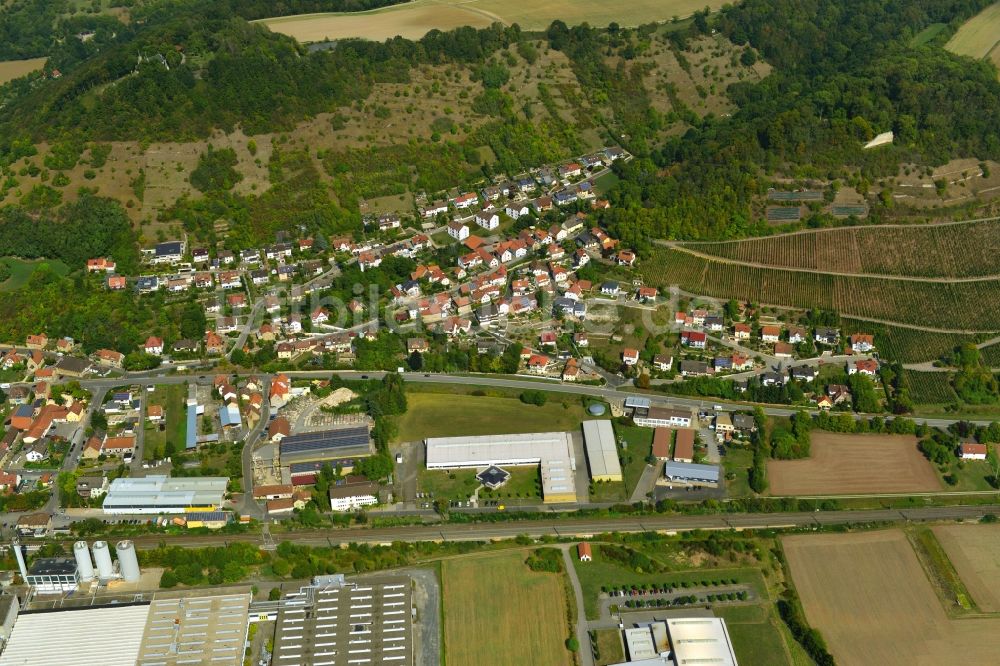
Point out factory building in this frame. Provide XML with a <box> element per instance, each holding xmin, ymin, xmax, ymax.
<box><xmin>425</xmin><ymin>431</ymin><xmax>578</xmax><ymax>503</ymax></box>
<box><xmin>624</xmin><ymin>397</ymin><xmax>693</xmax><ymax>428</ymax></box>
<box><xmin>279</xmin><ymin>425</ymin><xmax>374</xmax><ymax>466</ymax></box>
<box><xmin>272</xmin><ymin>574</ymin><xmax>413</xmax><ymax>666</ymax></box>
<box><xmin>24</xmin><ymin>558</ymin><xmax>78</xmax><ymax>593</ymax></box>
<box><xmin>102</xmin><ymin>475</ymin><xmax>228</xmax><ymax>514</ymax></box>
<box><xmin>0</xmin><ymin>589</ymin><xmax>252</xmax><ymax>666</ymax></box>
<box><xmin>610</xmin><ymin>617</ymin><xmax>738</xmax><ymax>666</ymax></box>
<box><xmin>663</xmin><ymin>461</ymin><xmax>721</xmax><ymax>487</ymax></box>
<box><xmin>582</xmin><ymin>420</ymin><xmax>623</xmax><ymax>482</ymax></box>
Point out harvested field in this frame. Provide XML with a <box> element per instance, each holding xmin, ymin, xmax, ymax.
<box><xmin>679</xmin><ymin>218</ymin><xmax>1000</xmax><ymax>278</ymax></box>
<box><xmin>261</xmin><ymin>0</ymin><xmax>728</xmax><ymax>42</ymax></box>
<box><xmin>259</xmin><ymin>5</ymin><xmax>495</xmax><ymax>43</ymax></box>
<box><xmin>946</xmin><ymin>3</ymin><xmax>1000</xmax><ymax>59</ymax></box>
<box><xmin>783</xmin><ymin>530</ymin><xmax>1000</xmax><ymax>666</ymax></box>
<box><xmin>932</xmin><ymin>524</ymin><xmax>1000</xmax><ymax>612</ymax></box>
<box><xmin>642</xmin><ymin>246</ymin><xmax>1000</xmax><ymax>331</ymax></box>
<box><xmin>0</xmin><ymin>57</ymin><xmax>46</xmax><ymax>84</ymax></box>
<box><xmin>767</xmin><ymin>433</ymin><xmax>941</xmax><ymax>496</ymax></box>
<box><xmin>443</xmin><ymin>551</ymin><xmax>572</xmax><ymax>666</ymax></box>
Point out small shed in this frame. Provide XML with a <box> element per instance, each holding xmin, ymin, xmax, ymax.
<box><xmin>577</xmin><ymin>542</ymin><xmax>592</xmax><ymax>562</ymax></box>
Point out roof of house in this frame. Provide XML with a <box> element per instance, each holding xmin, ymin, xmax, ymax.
<box><xmin>652</xmin><ymin>428</ymin><xmax>671</xmax><ymax>459</ymax></box>
<box><xmin>673</xmin><ymin>429</ymin><xmax>695</xmax><ymax>461</ymax></box>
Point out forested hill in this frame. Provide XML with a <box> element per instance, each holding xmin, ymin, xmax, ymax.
<box><xmin>0</xmin><ymin>0</ymin><xmax>408</xmax><ymax>61</ymax></box>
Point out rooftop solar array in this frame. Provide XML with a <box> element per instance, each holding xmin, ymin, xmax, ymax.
<box><xmin>280</xmin><ymin>426</ymin><xmax>372</xmax><ymax>456</ymax></box>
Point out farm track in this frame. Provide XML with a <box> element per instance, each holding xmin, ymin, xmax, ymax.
<box><xmin>659</xmin><ymin>240</ymin><xmax>1000</xmax><ymax>284</ymax></box>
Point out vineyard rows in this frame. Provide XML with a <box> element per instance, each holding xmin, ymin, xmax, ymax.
<box><xmin>978</xmin><ymin>343</ymin><xmax>1000</xmax><ymax>367</ymax></box>
<box><xmin>679</xmin><ymin>219</ymin><xmax>1000</xmax><ymax>278</ymax></box>
<box><xmin>902</xmin><ymin>370</ymin><xmax>958</xmax><ymax>405</ymax></box>
<box><xmin>643</xmin><ymin>248</ymin><xmax>1000</xmax><ymax>331</ymax></box>
<box><xmin>840</xmin><ymin>318</ymin><xmax>986</xmax><ymax>364</ymax></box>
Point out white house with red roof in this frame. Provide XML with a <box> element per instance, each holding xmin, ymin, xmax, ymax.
<box><xmin>144</xmin><ymin>336</ymin><xmax>164</xmax><ymax>356</ymax></box>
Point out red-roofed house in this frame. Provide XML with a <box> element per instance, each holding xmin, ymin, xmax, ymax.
<box><xmin>850</xmin><ymin>333</ymin><xmax>875</xmax><ymax>352</ymax></box>
<box><xmin>959</xmin><ymin>443</ymin><xmax>988</xmax><ymax>460</ymax></box>
<box><xmin>681</xmin><ymin>330</ymin><xmax>707</xmax><ymax>349</ymax></box>
<box><xmin>622</xmin><ymin>348</ymin><xmax>639</xmax><ymax>366</ymax></box>
<box><xmin>849</xmin><ymin>358</ymin><xmax>879</xmax><ymax>377</ymax></box>
<box><xmin>527</xmin><ymin>354</ymin><xmax>550</xmax><ymax>374</ymax></box>
<box><xmin>26</xmin><ymin>334</ymin><xmax>48</xmax><ymax>350</ymax></box>
<box><xmin>577</xmin><ymin>542</ymin><xmax>592</xmax><ymax>562</ymax></box>
<box><xmin>144</xmin><ymin>336</ymin><xmax>164</xmax><ymax>356</ymax></box>
<box><xmin>87</xmin><ymin>257</ymin><xmax>116</xmax><ymax>273</ymax></box>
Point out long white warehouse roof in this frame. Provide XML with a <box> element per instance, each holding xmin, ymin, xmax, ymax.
<box><xmin>666</xmin><ymin>617</ymin><xmax>738</xmax><ymax>666</ymax></box>
<box><xmin>582</xmin><ymin>420</ymin><xmax>623</xmax><ymax>479</ymax></box>
<box><xmin>103</xmin><ymin>475</ymin><xmax>229</xmax><ymax>513</ymax></box>
<box><xmin>425</xmin><ymin>432</ymin><xmax>577</xmax><ymax>498</ymax></box>
<box><xmin>0</xmin><ymin>604</ymin><xmax>150</xmax><ymax>666</ymax></box>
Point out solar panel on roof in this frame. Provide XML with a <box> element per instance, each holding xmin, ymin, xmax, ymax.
<box><xmin>280</xmin><ymin>427</ymin><xmax>370</xmax><ymax>455</ymax></box>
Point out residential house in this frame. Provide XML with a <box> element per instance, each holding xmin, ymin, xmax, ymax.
<box><xmin>506</xmin><ymin>202</ymin><xmax>530</xmax><ymax>219</ymax></box>
<box><xmin>600</xmin><ymin>281</ymin><xmax>620</xmax><ymax>297</ymax></box>
<box><xmin>704</xmin><ymin>315</ymin><xmax>724</xmax><ymax>332</ymax></box>
<box><xmin>25</xmin><ymin>334</ymin><xmax>47</xmax><ymax>350</ymax></box>
<box><xmin>850</xmin><ymin>333</ymin><xmax>875</xmax><ymax>353</ymax></box>
<box><xmin>622</xmin><ymin>348</ymin><xmax>639</xmax><ymax>366</ymax></box>
<box><xmin>653</xmin><ymin>354</ymin><xmax>673</xmax><ymax>372</ymax></box>
<box><xmin>849</xmin><ymin>358</ymin><xmax>879</xmax><ymax>377</ymax></box>
<box><xmin>86</xmin><ymin>257</ymin><xmax>116</xmax><ymax>273</ymax></box>
<box><xmin>474</xmin><ymin>210</ymin><xmax>500</xmax><ymax>230</ymax></box>
<box><xmin>788</xmin><ymin>326</ymin><xmax>807</xmax><ymax>344</ymax></box>
<box><xmin>636</xmin><ymin>286</ymin><xmax>658</xmax><ymax>302</ymax></box>
<box><xmin>959</xmin><ymin>443</ymin><xmax>988</xmax><ymax>460</ymax></box>
<box><xmin>452</xmin><ymin>192</ymin><xmax>478</xmax><ymax>210</ymax></box>
<box><xmin>814</xmin><ymin>327</ymin><xmax>840</xmax><ymax>345</ymax></box>
<box><xmin>204</xmin><ymin>331</ymin><xmax>226</xmax><ymax>355</ymax></box>
<box><xmin>616</xmin><ymin>250</ymin><xmax>636</xmax><ymax>266</ymax></box>
<box><xmin>680</xmin><ymin>330</ymin><xmax>707</xmax><ymax>349</ymax></box>
<box><xmin>733</xmin><ymin>323</ymin><xmax>751</xmax><ymax>340</ymax></box>
<box><xmin>107</xmin><ymin>275</ymin><xmax>127</xmax><ymax>290</ymax></box>
<box><xmin>562</xmin><ymin>358</ymin><xmax>580</xmax><ymax>382</ymax></box>
<box><xmin>680</xmin><ymin>360</ymin><xmax>711</xmax><ymax>377</ymax></box>
<box><xmin>761</xmin><ymin>325</ymin><xmax>781</xmax><ymax>343</ymax></box>
<box><xmin>774</xmin><ymin>342</ymin><xmax>794</xmax><ymax>358</ymax></box>
<box><xmin>527</xmin><ymin>354</ymin><xmax>550</xmax><ymax>374</ymax></box>
<box><xmin>790</xmin><ymin>366</ymin><xmax>816</xmax><ymax>382</ymax></box>
<box><xmin>144</xmin><ymin>337</ymin><xmax>164</xmax><ymax>356</ymax></box>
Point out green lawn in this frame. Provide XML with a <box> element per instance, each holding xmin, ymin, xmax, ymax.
<box><xmin>593</xmin><ymin>629</ymin><xmax>625</xmax><ymax>666</ymax></box>
<box><xmin>394</xmin><ymin>391</ymin><xmax>591</xmax><ymax>442</ymax></box>
<box><xmin>716</xmin><ymin>606</ymin><xmax>794</xmax><ymax>666</ymax></box>
<box><xmin>0</xmin><ymin>257</ymin><xmax>69</xmax><ymax>291</ymax></box>
<box><xmin>935</xmin><ymin>451</ymin><xmax>998</xmax><ymax>491</ymax></box>
<box><xmin>723</xmin><ymin>446</ymin><xmax>754</xmax><ymax>498</ymax></box>
<box><xmin>592</xmin><ymin>170</ymin><xmax>620</xmax><ymax>196</ymax></box>
<box><xmin>144</xmin><ymin>383</ymin><xmax>188</xmax><ymax>459</ymax></box>
<box><xmin>618</xmin><ymin>425</ymin><xmax>653</xmax><ymax>494</ymax></box>
<box><xmin>418</xmin><ymin>466</ymin><xmax>542</xmax><ymax>501</ymax></box>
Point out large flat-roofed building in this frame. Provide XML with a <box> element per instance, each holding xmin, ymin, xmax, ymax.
<box><xmin>425</xmin><ymin>432</ymin><xmax>578</xmax><ymax>503</ymax></box>
<box><xmin>0</xmin><ymin>604</ymin><xmax>151</xmax><ymax>666</ymax></box>
<box><xmin>102</xmin><ymin>475</ymin><xmax>229</xmax><ymax>514</ymax></box>
<box><xmin>633</xmin><ymin>406</ymin><xmax>693</xmax><ymax>429</ymax></box>
<box><xmin>664</xmin><ymin>461</ymin><xmax>720</xmax><ymax>487</ymax></box>
<box><xmin>136</xmin><ymin>589</ymin><xmax>252</xmax><ymax>665</ymax></box>
<box><xmin>25</xmin><ymin>558</ymin><xmax>78</xmax><ymax>592</ymax></box>
<box><xmin>666</xmin><ymin>617</ymin><xmax>738</xmax><ymax>666</ymax></box>
<box><xmin>582</xmin><ymin>420</ymin><xmax>623</xmax><ymax>482</ymax></box>
<box><xmin>280</xmin><ymin>425</ymin><xmax>373</xmax><ymax>466</ymax></box>
<box><xmin>272</xmin><ymin>574</ymin><xmax>413</xmax><ymax>666</ymax></box>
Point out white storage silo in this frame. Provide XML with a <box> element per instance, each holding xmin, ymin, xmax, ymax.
<box><xmin>92</xmin><ymin>541</ymin><xmax>114</xmax><ymax>580</ymax></box>
<box><xmin>116</xmin><ymin>540</ymin><xmax>140</xmax><ymax>582</ymax></box>
<box><xmin>74</xmin><ymin>541</ymin><xmax>95</xmax><ymax>581</ymax></box>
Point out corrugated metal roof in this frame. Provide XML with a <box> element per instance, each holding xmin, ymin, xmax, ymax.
<box><xmin>0</xmin><ymin>604</ymin><xmax>150</xmax><ymax>666</ymax></box>
<box><xmin>582</xmin><ymin>420</ymin><xmax>622</xmax><ymax>479</ymax></box>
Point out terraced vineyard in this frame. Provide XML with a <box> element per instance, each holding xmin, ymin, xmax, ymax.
<box><xmin>840</xmin><ymin>319</ymin><xmax>987</xmax><ymax>364</ymax></box>
<box><xmin>643</xmin><ymin>247</ymin><xmax>1000</xmax><ymax>331</ymax></box>
<box><xmin>978</xmin><ymin>342</ymin><xmax>1000</xmax><ymax>367</ymax></box>
<box><xmin>902</xmin><ymin>370</ymin><xmax>959</xmax><ymax>405</ymax></box>
<box><xmin>678</xmin><ymin>219</ymin><xmax>1000</xmax><ymax>278</ymax></box>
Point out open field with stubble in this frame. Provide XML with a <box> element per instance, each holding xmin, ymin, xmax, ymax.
<box><xmin>442</xmin><ymin>551</ymin><xmax>572</xmax><ymax>666</ymax></box>
<box><xmin>783</xmin><ymin>530</ymin><xmax>1000</xmax><ymax>666</ymax></box>
<box><xmin>932</xmin><ymin>524</ymin><xmax>1000</xmax><ymax>612</ymax></box>
<box><xmin>946</xmin><ymin>3</ymin><xmax>1000</xmax><ymax>61</ymax></box>
<box><xmin>260</xmin><ymin>0</ymin><xmax>728</xmax><ymax>41</ymax></box>
<box><xmin>0</xmin><ymin>57</ymin><xmax>46</xmax><ymax>84</ymax></box>
<box><xmin>767</xmin><ymin>433</ymin><xmax>941</xmax><ymax>496</ymax></box>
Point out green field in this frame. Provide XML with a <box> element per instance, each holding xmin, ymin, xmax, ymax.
<box><xmin>394</xmin><ymin>391</ymin><xmax>592</xmax><ymax>442</ymax></box>
<box><xmin>593</xmin><ymin>629</ymin><xmax>626</xmax><ymax>666</ymax></box>
<box><xmin>723</xmin><ymin>446</ymin><xmax>754</xmax><ymax>497</ymax></box>
<box><xmin>0</xmin><ymin>257</ymin><xmax>69</xmax><ymax>291</ymax></box>
<box><xmin>144</xmin><ymin>383</ymin><xmax>188</xmax><ymax>459</ymax></box>
<box><xmin>911</xmin><ymin>22</ymin><xmax>948</xmax><ymax>46</ymax></box>
<box><xmin>443</xmin><ymin>551</ymin><xmax>572</xmax><ymax>666</ymax></box>
<box><xmin>945</xmin><ymin>3</ymin><xmax>1000</xmax><ymax>59</ymax></box>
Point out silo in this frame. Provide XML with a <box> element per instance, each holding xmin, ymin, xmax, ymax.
<box><xmin>74</xmin><ymin>541</ymin><xmax>95</xmax><ymax>581</ymax></box>
<box><xmin>116</xmin><ymin>540</ymin><xmax>141</xmax><ymax>582</ymax></box>
<box><xmin>92</xmin><ymin>541</ymin><xmax>114</xmax><ymax>580</ymax></box>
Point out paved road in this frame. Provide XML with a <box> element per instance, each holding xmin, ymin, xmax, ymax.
<box><xmin>237</xmin><ymin>377</ymin><xmax>270</xmax><ymax>519</ymax></box>
<box><xmin>561</xmin><ymin>545</ymin><xmax>594</xmax><ymax>666</ymax></box>
<box><xmin>26</xmin><ymin>504</ymin><xmax>996</xmax><ymax>550</ymax></box>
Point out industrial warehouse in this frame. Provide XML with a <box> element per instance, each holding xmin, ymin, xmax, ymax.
<box><xmin>612</xmin><ymin>616</ymin><xmax>737</xmax><ymax>666</ymax></box>
<box><xmin>279</xmin><ymin>424</ymin><xmax>374</xmax><ymax>467</ymax></box>
<box><xmin>582</xmin><ymin>420</ymin><xmax>623</xmax><ymax>482</ymax></box>
<box><xmin>101</xmin><ymin>476</ymin><xmax>229</xmax><ymax>514</ymax></box>
<box><xmin>271</xmin><ymin>574</ymin><xmax>413</xmax><ymax>666</ymax></box>
<box><xmin>425</xmin><ymin>431</ymin><xmax>578</xmax><ymax>503</ymax></box>
<box><xmin>0</xmin><ymin>589</ymin><xmax>252</xmax><ymax>666</ymax></box>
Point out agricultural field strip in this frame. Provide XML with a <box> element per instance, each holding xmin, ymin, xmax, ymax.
<box><xmin>945</xmin><ymin>3</ymin><xmax>1000</xmax><ymax>58</ymax></box>
<box><xmin>647</xmin><ymin>246</ymin><xmax>1000</xmax><ymax>332</ymax></box>
<box><xmin>662</xmin><ymin>240</ymin><xmax>1000</xmax><ymax>282</ymax></box>
<box><xmin>674</xmin><ymin>215</ymin><xmax>1000</xmax><ymax>278</ymax></box>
